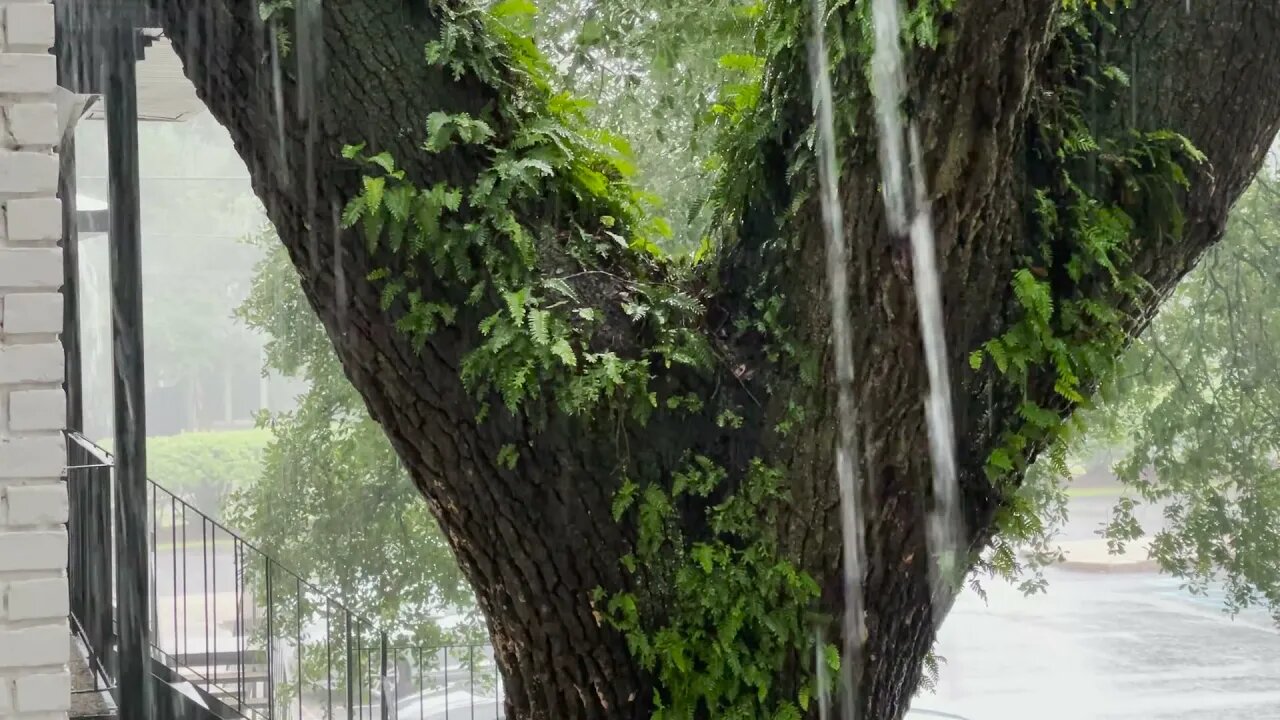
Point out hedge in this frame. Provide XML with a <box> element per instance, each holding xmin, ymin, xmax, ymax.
<box><xmin>101</xmin><ymin>429</ymin><xmax>271</xmax><ymax>521</ymax></box>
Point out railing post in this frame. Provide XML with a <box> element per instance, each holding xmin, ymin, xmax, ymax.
<box><xmin>379</xmin><ymin>632</ymin><xmax>389</xmax><ymax>720</ymax></box>
<box><xmin>266</xmin><ymin>559</ymin><xmax>275</xmax><ymax>719</ymax></box>
<box><xmin>345</xmin><ymin>614</ymin><xmax>354</xmax><ymax>720</ymax></box>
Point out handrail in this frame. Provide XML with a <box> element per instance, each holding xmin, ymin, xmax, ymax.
<box><xmin>67</xmin><ymin>433</ymin><xmax>373</xmax><ymax>618</ymax></box>
<box><xmin>66</xmin><ymin>432</ymin><xmax>401</xmax><ymax>720</ymax></box>
<box><xmin>66</xmin><ymin>431</ymin><xmax>505</xmax><ymax>719</ymax></box>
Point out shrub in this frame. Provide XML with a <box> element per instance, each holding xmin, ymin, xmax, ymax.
<box><xmin>102</xmin><ymin>429</ymin><xmax>272</xmax><ymax>520</ymax></box>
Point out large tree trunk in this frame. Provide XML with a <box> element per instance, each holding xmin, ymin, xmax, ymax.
<box><xmin>157</xmin><ymin>1</ymin><xmax>1280</xmax><ymax>718</ymax></box>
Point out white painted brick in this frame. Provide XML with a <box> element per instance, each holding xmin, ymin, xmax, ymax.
<box><xmin>0</xmin><ymin>435</ymin><xmax>63</xmax><ymax>479</ymax></box>
<box><xmin>0</xmin><ymin>151</ymin><xmax>57</xmax><ymax>194</ymax></box>
<box><xmin>8</xmin><ymin>388</ymin><xmax>64</xmax><ymax>431</ymax></box>
<box><xmin>2</xmin><ymin>292</ymin><xmax>61</xmax><ymax>334</ymax></box>
<box><xmin>0</xmin><ymin>248</ymin><xmax>60</xmax><ymax>288</ymax></box>
<box><xmin>0</xmin><ymin>531</ymin><xmax>65</xmax><ymax>571</ymax></box>
<box><xmin>4</xmin><ymin>3</ymin><xmax>56</xmax><ymax>51</ymax></box>
<box><xmin>0</xmin><ymin>342</ymin><xmax>62</xmax><ymax>384</ymax></box>
<box><xmin>5</xmin><ymin>484</ymin><xmax>66</xmax><ymax>525</ymax></box>
<box><xmin>15</xmin><ymin>672</ymin><xmax>69</xmax><ymax>712</ymax></box>
<box><xmin>3</xmin><ymin>197</ymin><xmax>61</xmax><ymax>243</ymax></box>
<box><xmin>6</xmin><ymin>577</ymin><xmax>67</xmax><ymax>621</ymax></box>
<box><xmin>6</xmin><ymin>103</ymin><xmax>58</xmax><ymax>147</ymax></box>
<box><xmin>3</xmin><ymin>197</ymin><xmax>61</xmax><ymax>245</ymax></box>
<box><xmin>0</xmin><ymin>625</ymin><xmax>67</xmax><ymax>668</ymax></box>
<box><xmin>0</xmin><ymin>677</ymin><xmax>11</xmax><ymax>713</ymax></box>
<box><xmin>0</xmin><ymin>53</ymin><xmax>54</xmax><ymax>94</ymax></box>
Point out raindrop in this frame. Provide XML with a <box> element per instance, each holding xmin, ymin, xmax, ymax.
<box><xmin>868</xmin><ymin>0</ymin><xmax>962</xmax><ymax>616</ymax></box>
<box><xmin>806</xmin><ymin>0</ymin><xmax>867</xmax><ymax>718</ymax></box>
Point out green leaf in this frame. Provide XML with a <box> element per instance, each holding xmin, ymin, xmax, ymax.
<box><xmin>543</xmin><ymin>278</ymin><xmax>578</xmax><ymax>302</ymax></box>
<box><xmin>717</xmin><ymin>53</ymin><xmax>763</xmax><ymax>73</ymax></box>
<box><xmin>490</xmin><ymin>0</ymin><xmax>537</xmax><ymax>18</ymax></box>
<box><xmin>988</xmin><ymin>447</ymin><xmax>1014</xmax><ymax>472</ymax></box>
<box><xmin>496</xmin><ymin>444</ymin><xmax>519</xmax><ymax>470</ymax></box>
<box><xmin>367</xmin><ymin>152</ymin><xmax>396</xmax><ymax>174</ymax></box>
<box><xmin>527</xmin><ymin>309</ymin><xmax>551</xmax><ymax>345</ymax></box>
<box><xmin>824</xmin><ymin>644</ymin><xmax>840</xmax><ymax>672</ymax></box>
<box><xmin>611</xmin><ymin>478</ymin><xmax>638</xmax><ymax>522</ymax></box>
<box><xmin>362</xmin><ymin>176</ymin><xmax>386</xmax><ymax>215</ymax></box>
<box><xmin>425</xmin><ymin>112</ymin><xmax>455</xmax><ymax>152</ymax></box>
<box><xmin>340</xmin><ymin>196</ymin><xmax>365</xmax><ymax>228</ymax></box>
<box><xmin>573</xmin><ymin>166</ymin><xmax>608</xmax><ymax>195</ymax></box>
<box><xmin>551</xmin><ymin>338</ymin><xmax>576</xmax><ymax>368</ymax></box>
<box><xmin>503</xmin><ymin>289</ymin><xmax>529</xmax><ymax>324</ymax></box>
<box><xmin>383</xmin><ymin>185</ymin><xmax>413</xmax><ymax>222</ymax></box>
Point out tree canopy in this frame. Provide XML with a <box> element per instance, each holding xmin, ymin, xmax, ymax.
<box><xmin>159</xmin><ymin>1</ymin><xmax>1280</xmax><ymax>718</ymax></box>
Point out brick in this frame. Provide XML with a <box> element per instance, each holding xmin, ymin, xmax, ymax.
<box><xmin>2</xmin><ymin>292</ymin><xmax>61</xmax><ymax>334</ymax></box>
<box><xmin>6</xmin><ymin>577</ymin><xmax>67</xmax><ymax>621</ymax></box>
<box><xmin>0</xmin><ymin>435</ymin><xmax>63</xmax><ymax>479</ymax></box>
<box><xmin>0</xmin><ymin>151</ymin><xmax>57</xmax><ymax>194</ymax></box>
<box><xmin>4</xmin><ymin>3</ymin><xmax>56</xmax><ymax>51</ymax></box>
<box><xmin>0</xmin><ymin>342</ymin><xmax>62</xmax><ymax>384</ymax></box>
<box><xmin>8</xmin><ymin>388</ymin><xmax>64</xmax><ymax>431</ymax></box>
<box><xmin>5</xmin><ymin>484</ymin><xmax>66</xmax><ymax>525</ymax></box>
<box><xmin>0</xmin><ymin>625</ymin><xmax>67</xmax><ymax>668</ymax></box>
<box><xmin>0</xmin><ymin>248</ymin><xmax>60</xmax><ymax>288</ymax></box>
<box><xmin>0</xmin><ymin>677</ymin><xmax>11</xmax><ymax>712</ymax></box>
<box><xmin>6</xmin><ymin>103</ymin><xmax>58</xmax><ymax>147</ymax></box>
<box><xmin>0</xmin><ymin>530</ymin><xmax>65</xmax><ymax>571</ymax></box>
<box><xmin>0</xmin><ymin>53</ymin><xmax>54</xmax><ymax>94</ymax></box>
<box><xmin>15</xmin><ymin>672</ymin><xmax>69</xmax><ymax>712</ymax></box>
<box><xmin>4</xmin><ymin>197</ymin><xmax>62</xmax><ymax>243</ymax></box>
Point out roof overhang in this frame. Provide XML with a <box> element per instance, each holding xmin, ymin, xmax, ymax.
<box><xmin>55</xmin><ymin>0</ymin><xmax>205</xmax><ymax>123</ymax></box>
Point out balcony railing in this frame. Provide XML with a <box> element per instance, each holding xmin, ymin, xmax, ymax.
<box><xmin>66</xmin><ymin>432</ymin><xmax>504</xmax><ymax>719</ymax></box>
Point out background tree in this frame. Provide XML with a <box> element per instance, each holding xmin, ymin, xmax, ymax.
<box><xmin>1088</xmin><ymin>158</ymin><xmax>1280</xmax><ymax>621</ymax></box>
<box><xmin>232</xmin><ymin>227</ymin><xmax>476</xmax><ymax>642</ymax></box>
<box><xmin>157</xmin><ymin>1</ymin><xmax>1280</xmax><ymax>719</ymax></box>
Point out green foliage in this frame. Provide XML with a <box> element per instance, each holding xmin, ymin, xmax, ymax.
<box><xmin>601</xmin><ymin>457</ymin><xmax>834</xmax><ymax>720</ymax></box>
<box><xmin>101</xmin><ymin>430</ymin><xmax>270</xmax><ymax>522</ymax></box>
<box><xmin>1088</xmin><ymin>168</ymin><xmax>1280</xmax><ymax>622</ymax></box>
<box><xmin>234</xmin><ymin>231</ymin><xmax>476</xmax><ymax>640</ymax></box>
<box><xmin>969</xmin><ymin>4</ymin><xmax>1206</xmax><ymax>589</ymax></box>
<box><xmin>147</xmin><ymin>429</ymin><xmax>271</xmax><ymax>520</ymax></box>
<box><xmin>338</xmin><ymin>0</ymin><xmax>723</xmax><ymax>423</ymax></box>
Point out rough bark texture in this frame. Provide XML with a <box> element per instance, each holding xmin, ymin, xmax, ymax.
<box><xmin>156</xmin><ymin>1</ymin><xmax>1280</xmax><ymax>719</ymax></box>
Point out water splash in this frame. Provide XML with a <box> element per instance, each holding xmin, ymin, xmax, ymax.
<box><xmin>807</xmin><ymin>1</ymin><xmax>867</xmax><ymax>717</ymax></box>
<box><xmin>814</xmin><ymin>627</ymin><xmax>833</xmax><ymax>720</ymax></box>
<box><xmin>868</xmin><ymin>0</ymin><xmax>962</xmax><ymax>616</ymax></box>
<box><xmin>269</xmin><ymin>21</ymin><xmax>288</xmax><ymax>188</ymax></box>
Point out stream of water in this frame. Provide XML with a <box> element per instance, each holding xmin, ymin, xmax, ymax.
<box><xmin>807</xmin><ymin>0</ymin><xmax>867</xmax><ymax>716</ymax></box>
<box><xmin>808</xmin><ymin>0</ymin><xmax>963</xmax><ymax>715</ymax></box>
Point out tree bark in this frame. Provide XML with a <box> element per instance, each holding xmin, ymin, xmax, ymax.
<box><xmin>157</xmin><ymin>1</ymin><xmax>1280</xmax><ymax>719</ymax></box>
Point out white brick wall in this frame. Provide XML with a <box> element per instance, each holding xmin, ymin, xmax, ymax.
<box><xmin>0</xmin><ymin>3</ymin><xmax>68</xmax><ymax>717</ymax></box>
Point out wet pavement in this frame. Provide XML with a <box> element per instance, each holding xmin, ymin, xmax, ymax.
<box><xmin>918</xmin><ymin>493</ymin><xmax>1280</xmax><ymax>720</ymax></box>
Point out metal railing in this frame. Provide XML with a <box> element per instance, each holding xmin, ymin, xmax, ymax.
<box><xmin>66</xmin><ymin>432</ymin><xmax>504</xmax><ymax>719</ymax></box>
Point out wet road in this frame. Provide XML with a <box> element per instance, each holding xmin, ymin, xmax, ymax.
<box><xmin>917</xmin><ymin>493</ymin><xmax>1280</xmax><ymax>720</ymax></box>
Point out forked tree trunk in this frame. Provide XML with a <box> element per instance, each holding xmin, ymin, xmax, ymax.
<box><xmin>157</xmin><ymin>1</ymin><xmax>1280</xmax><ymax>718</ymax></box>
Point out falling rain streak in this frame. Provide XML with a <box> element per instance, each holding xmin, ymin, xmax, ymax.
<box><xmin>806</xmin><ymin>0</ymin><xmax>867</xmax><ymax>717</ymax></box>
<box><xmin>868</xmin><ymin>0</ymin><xmax>963</xmax><ymax>618</ymax></box>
